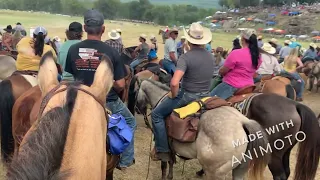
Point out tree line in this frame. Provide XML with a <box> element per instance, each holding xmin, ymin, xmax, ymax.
<box><xmin>0</xmin><ymin>0</ymin><xmax>216</xmax><ymax>25</ymax></box>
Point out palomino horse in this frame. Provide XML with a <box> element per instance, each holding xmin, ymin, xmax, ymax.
<box><xmin>136</xmin><ymin>80</ymin><xmax>270</xmax><ymax>180</ymax></box>
<box><xmin>0</xmin><ymin>55</ymin><xmax>16</xmax><ymax>81</ymax></box>
<box><xmin>7</xmin><ymin>52</ymin><xmax>114</xmax><ymax>179</ymax></box>
<box><xmin>138</xmin><ymin>79</ymin><xmax>320</xmax><ymax>180</ymax></box>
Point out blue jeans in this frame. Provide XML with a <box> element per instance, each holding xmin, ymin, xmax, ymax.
<box><xmin>151</xmin><ymin>89</ymin><xmax>209</xmax><ymax>152</ymax></box>
<box><xmin>106</xmin><ymin>98</ymin><xmax>137</xmax><ymax>167</ymax></box>
<box><xmin>210</xmin><ymin>82</ymin><xmax>238</xmax><ymax>100</ymax></box>
<box><xmin>130</xmin><ymin>58</ymin><xmax>143</xmax><ymax>71</ymax></box>
<box><xmin>281</xmin><ymin>70</ymin><xmax>304</xmax><ymax>98</ymax></box>
<box><xmin>162</xmin><ymin>59</ymin><xmax>176</xmax><ymax>76</ymax></box>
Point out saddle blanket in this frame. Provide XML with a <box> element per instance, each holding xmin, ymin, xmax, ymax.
<box><xmin>231</xmin><ymin>93</ymin><xmax>262</xmax><ymax>116</ymax></box>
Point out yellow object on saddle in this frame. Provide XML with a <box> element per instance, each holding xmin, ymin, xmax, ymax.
<box><xmin>173</xmin><ymin>97</ymin><xmax>211</xmax><ymax>119</ymax></box>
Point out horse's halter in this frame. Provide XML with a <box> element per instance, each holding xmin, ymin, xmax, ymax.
<box><xmin>38</xmin><ymin>81</ymin><xmax>111</xmax><ymax>125</ymax></box>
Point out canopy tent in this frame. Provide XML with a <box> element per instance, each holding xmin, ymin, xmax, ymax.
<box><xmin>266</xmin><ymin>21</ymin><xmax>276</xmax><ymax>26</ymax></box>
<box><xmin>246</xmin><ymin>17</ymin><xmax>253</xmax><ymax>21</ymax></box>
<box><xmin>268</xmin><ymin>14</ymin><xmax>276</xmax><ymax>17</ymax></box>
<box><xmin>311</xmin><ymin>31</ymin><xmax>320</xmax><ymax>35</ymax></box>
<box><xmin>239</xmin><ymin>17</ymin><xmax>246</xmax><ymax>21</ymax></box>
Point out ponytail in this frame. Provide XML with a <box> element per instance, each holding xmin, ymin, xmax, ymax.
<box><xmin>33</xmin><ymin>32</ymin><xmax>45</xmax><ymax>56</ymax></box>
<box><xmin>245</xmin><ymin>34</ymin><xmax>259</xmax><ymax>69</ymax></box>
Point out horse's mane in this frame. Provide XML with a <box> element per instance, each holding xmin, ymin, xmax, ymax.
<box><xmin>7</xmin><ymin>84</ymin><xmax>80</xmax><ymax>180</ymax></box>
<box><xmin>144</xmin><ymin>79</ymin><xmax>170</xmax><ymax>91</ymax></box>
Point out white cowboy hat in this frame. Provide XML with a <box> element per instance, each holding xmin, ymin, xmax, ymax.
<box><xmin>53</xmin><ymin>36</ymin><xmax>61</xmax><ymax>42</ymax></box>
<box><xmin>116</xmin><ymin>29</ymin><xmax>121</xmax><ymax>33</ymax></box>
<box><xmin>140</xmin><ymin>34</ymin><xmax>147</xmax><ymax>40</ymax></box>
<box><xmin>150</xmin><ymin>34</ymin><xmax>155</xmax><ymax>39</ymax></box>
<box><xmin>181</xmin><ymin>36</ymin><xmax>186</xmax><ymax>39</ymax></box>
<box><xmin>183</xmin><ymin>23</ymin><xmax>212</xmax><ymax>45</ymax></box>
<box><xmin>108</xmin><ymin>30</ymin><xmax>120</xmax><ymax>40</ymax></box>
<box><xmin>284</xmin><ymin>40</ymin><xmax>291</xmax><ymax>45</ymax></box>
<box><xmin>310</xmin><ymin>43</ymin><xmax>318</xmax><ymax>49</ymax></box>
<box><xmin>261</xmin><ymin>43</ymin><xmax>276</xmax><ymax>54</ymax></box>
<box><xmin>269</xmin><ymin>38</ymin><xmax>278</xmax><ymax>44</ymax></box>
<box><xmin>290</xmin><ymin>38</ymin><xmax>296</xmax><ymax>42</ymax></box>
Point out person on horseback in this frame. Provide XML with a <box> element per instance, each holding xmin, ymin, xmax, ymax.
<box><xmin>58</xmin><ymin>22</ymin><xmax>83</xmax><ymax>82</ymax></box>
<box><xmin>150</xmin><ymin>23</ymin><xmax>214</xmax><ymax>161</ymax></box>
<box><xmin>210</xmin><ymin>46</ymin><xmax>226</xmax><ymax>91</ymax></box>
<box><xmin>163</xmin><ymin>28</ymin><xmax>178</xmax><ymax>76</ymax></box>
<box><xmin>12</xmin><ymin>29</ymin><xmax>23</xmax><ymax>51</ymax></box>
<box><xmin>129</xmin><ymin>34</ymin><xmax>149</xmax><ymax>71</ymax></box>
<box><xmin>254</xmin><ymin>43</ymin><xmax>282</xmax><ymax>83</ymax></box>
<box><xmin>105</xmin><ymin>30</ymin><xmax>123</xmax><ymax>55</ymax></box>
<box><xmin>13</xmin><ymin>22</ymin><xmax>27</xmax><ymax>37</ymax></box>
<box><xmin>64</xmin><ymin>9</ymin><xmax>136</xmax><ymax>170</ymax></box>
<box><xmin>16</xmin><ymin>26</ymin><xmax>57</xmax><ymax>73</ymax></box>
<box><xmin>257</xmin><ymin>35</ymin><xmax>264</xmax><ymax>48</ymax></box>
<box><xmin>116</xmin><ymin>29</ymin><xmax>122</xmax><ymax>44</ymax></box>
<box><xmin>149</xmin><ymin>35</ymin><xmax>157</xmax><ymax>56</ymax></box>
<box><xmin>301</xmin><ymin>43</ymin><xmax>318</xmax><ymax>63</ymax></box>
<box><xmin>268</xmin><ymin>38</ymin><xmax>282</xmax><ymax>54</ymax></box>
<box><xmin>281</xmin><ymin>47</ymin><xmax>304</xmax><ymax>101</ymax></box>
<box><xmin>210</xmin><ymin>29</ymin><xmax>261</xmax><ymax>99</ymax></box>
<box><xmin>289</xmin><ymin>38</ymin><xmax>301</xmax><ymax>50</ymax></box>
<box><xmin>2</xmin><ymin>25</ymin><xmax>13</xmax><ymax>51</ymax></box>
<box><xmin>232</xmin><ymin>38</ymin><xmax>241</xmax><ymax>51</ymax></box>
<box><xmin>279</xmin><ymin>40</ymin><xmax>291</xmax><ymax>63</ymax></box>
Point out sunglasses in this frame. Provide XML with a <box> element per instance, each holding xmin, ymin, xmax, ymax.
<box><xmin>174</xmin><ymin>32</ymin><xmax>178</xmax><ymax>35</ymax></box>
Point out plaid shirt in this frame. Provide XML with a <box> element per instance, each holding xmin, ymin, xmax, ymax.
<box><xmin>105</xmin><ymin>39</ymin><xmax>124</xmax><ymax>55</ymax></box>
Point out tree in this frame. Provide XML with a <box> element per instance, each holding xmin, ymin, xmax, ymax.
<box><xmin>94</xmin><ymin>0</ymin><xmax>121</xmax><ymax>19</ymax></box>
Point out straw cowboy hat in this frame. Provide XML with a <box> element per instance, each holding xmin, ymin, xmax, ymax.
<box><xmin>183</xmin><ymin>23</ymin><xmax>212</xmax><ymax>45</ymax></box>
<box><xmin>309</xmin><ymin>43</ymin><xmax>318</xmax><ymax>49</ymax></box>
<box><xmin>269</xmin><ymin>38</ymin><xmax>278</xmax><ymax>44</ymax></box>
<box><xmin>140</xmin><ymin>34</ymin><xmax>147</xmax><ymax>40</ymax></box>
<box><xmin>168</xmin><ymin>27</ymin><xmax>178</xmax><ymax>34</ymax></box>
<box><xmin>290</xmin><ymin>38</ymin><xmax>296</xmax><ymax>42</ymax></box>
<box><xmin>257</xmin><ymin>35</ymin><xmax>263</xmax><ymax>40</ymax></box>
<box><xmin>284</xmin><ymin>40</ymin><xmax>291</xmax><ymax>45</ymax></box>
<box><xmin>108</xmin><ymin>30</ymin><xmax>120</xmax><ymax>40</ymax></box>
<box><xmin>181</xmin><ymin>36</ymin><xmax>186</xmax><ymax>39</ymax></box>
<box><xmin>261</xmin><ymin>43</ymin><xmax>276</xmax><ymax>54</ymax></box>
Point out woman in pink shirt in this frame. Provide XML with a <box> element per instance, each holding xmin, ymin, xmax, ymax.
<box><xmin>210</xmin><ymin>29</ymin><xmax>262</xmax><ymax>99</ymax></box>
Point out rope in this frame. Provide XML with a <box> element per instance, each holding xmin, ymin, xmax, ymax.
<box><xmin>145</xmin><ymin>129</ymin><xmax>153</xmax><ymax>180</ymax></box>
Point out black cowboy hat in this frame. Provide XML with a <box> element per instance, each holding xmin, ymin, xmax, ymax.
<box><xmin>4</xmin><ymin>25</ymin><xmax>13</xmax><ymax>32</ymax></box>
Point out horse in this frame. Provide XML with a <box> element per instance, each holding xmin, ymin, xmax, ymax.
<box><xmin>0</xmin><ymin>55</ymin><xmax>16</xmax><ymax>81</ymax></box>
<box><xmin>137</xmin><ymin>79</ymin><xmax>320</xmax><ymax>180</ymax></box>
<box><xmin>307</xmin><ymin>62</ymin><xmax>320</xmax><ymax>92</ymax></box>
<box><xmin>135</xmin><ymin>79</ymin><xmax>270</xmax><ymax>180</ymax></box>
<box><xmin>158</xmin><ymin>29</ymin><xmax>167</xmax><ymax>44</ymax></box>
<box><xmin>7</xmin><ymin>52</ymin><xmax>117</xmax><ymax>179</ymax></box>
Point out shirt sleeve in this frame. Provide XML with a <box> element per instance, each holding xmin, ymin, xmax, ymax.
<box><xmin>112</xmin><ymin>50</ymin><xmax>126</xmax><ymax>81</ymax></box>
<box><xmin>64</xmin><ymin>48</ymin><xmax>74</xmax><ymax>75</ymax></box>
<box><xmin>176</xmin><ymin>55</ymin><xmax>187</xmax><ymax>72</ymax></box>
<box><xmin>168</xmin><ymin>40</ymin><xmax>176</xmax><ymax>52</ymax></box>
<box><xmin>223</xmin><ymin>51</ymin><xmax>237</xmax><ymax>70</ymax></box>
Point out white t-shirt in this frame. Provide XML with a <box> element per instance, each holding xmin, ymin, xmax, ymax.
<box><xmin>256</xmin><ymin>53</ymin><xmax>282</xmax><ymax>75</ymax></box>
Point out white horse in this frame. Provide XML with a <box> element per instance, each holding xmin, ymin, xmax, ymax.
<box><xmin>135</xmin><ymin>79</ymin><xmax>270</xmax><ymax>180</ymax></box>
<box><xmin>0</xmin><ymin>55</ymin><xmax>16</xmax><ymax>81</ymax></box>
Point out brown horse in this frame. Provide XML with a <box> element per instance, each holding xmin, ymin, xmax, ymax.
<box><xmin>158</xmin><ymin>29</ymin><xmax>167</xmax><ymax>44</ymax></box>
<box><xmin>7</xmin><ymin>52</ymin><xmax>115</xmax><ymax>179</ymax></box>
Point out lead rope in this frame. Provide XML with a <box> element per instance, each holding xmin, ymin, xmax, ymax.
<box><xmin>146</xmin><ymin>129</ymin><xmax>153</xmax><ymax>180</ymax></box>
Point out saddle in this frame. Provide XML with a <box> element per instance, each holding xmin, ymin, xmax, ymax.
<box><xmin>12</xmin><ymin>70</ymin><xmax>38</xmax><ymax>77</ymax></box>
<box><xmin>119</xmin><ymin>65</ymin><xmax>133</xmax><ymax>103</ymax></box>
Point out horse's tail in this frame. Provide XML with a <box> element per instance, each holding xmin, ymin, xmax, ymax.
<box><xmin>0</xmin><ymin>79</ymin><xmax>15</xmax><ymax>163</ymax></box>
<box><xmin>127</xmin><ymin>75</ymin><xmax>137</xmax><ymax>115</ymax></box>
<box><xmin>242</xmin><ymin>119</ymin><xmax>270</xmax><ymax>180</ymax></box>
<box><xmin>285</xmin><ymin>84</ymin><xmax>296</xmax><ymax>100</ymax></box>
<box><xmin>293</xmin><ymin>103</ymin><xmax>320</xmax><ymax>180</ymax></box>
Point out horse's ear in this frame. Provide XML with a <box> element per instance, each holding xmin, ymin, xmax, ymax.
<box><xmin>90</xmin><ymin>55</ymin><xmax>114</xmax><ymax>103</ymax></box>
<box><xmin>38</xmin><ymin>51</ymin><xmax>59</xmax><ymax>96</ymax></box>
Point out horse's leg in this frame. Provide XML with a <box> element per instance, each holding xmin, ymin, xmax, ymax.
<box><xmin>268</xmin><ymin>155</ymin><xmax>287</xmax><ymax>180</ymax></box>
<box><xmin>308</xmin><ymin>76</ymin><xmax>314</xmax><ymax>91</ymax></box>
<box><xmin>282</xmin><ymin>146</ymin><xmax>294</xmax><ymax>178</ymax></box>
<box><xmin>106</xmin><ymin>170</ymin><xmax>114</xmax><ymax>180</ymax></box>
<box><xmin>232</xmin><ymin>161</ymin><xmax>249</xmax><ymax>180</ymax></box>
<box><xmin>160</xmin><ymin>161</ymin><xmax>167</xmax><ymax>180</ymax></box>
<box><xmin>167</xmin><ymin>160</ymin><xmax>174</xmax><ymax>180</ymax></box>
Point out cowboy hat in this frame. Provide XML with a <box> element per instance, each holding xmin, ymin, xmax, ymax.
<box><xmin>3</xmin><ymin>25</ymin><xmax>13</xmax><ymax>32</ymax></box>
<box><xmin>241</xmin><ymin>29</ymin><xmax>256</xmax><ymax>40</ymax></box>
<box><xmin>168</xmin><ymin>27</ymin><xmax>179</xmax><ymax>34</ymax></box>
<box><xmin>257</xmin><ymin>35</ymin><xmax>263</xmax><ymax>40</ymax></box>
<box><xmin>183</xmin><ymin>23</ymin><xmax>212</xmax><ymax>45</ymax></box>
<box><xmin>290</xmin><ymin>38</ymin><xmax>296</xmax><ymax>42</ymax></box>
<box><xmin>140</xmin><ymin>34</ymin><xmax>147</xmax><ymax>40</ymax></box>
<box><xmin>261</xmin><ymin>43</ymin><xmax>276</xmax><ymax>54</ymax></box>
<box><xmin>284</xmin><ymin>40</ymin><xmax>291</xmax><ymax>45</ymax></box>
<box><xmin>116</xmin><ymin>29</ymin><xmax>121</xmax><ymax>33</ymax></box>
<box><xmin>181</xmin><ymin>36</ymin><xmax>186</xmax><ymax>39</ymax></box>
<box><xmin>53</xmin><ymin>36</ymin><xmax>61</xmax><ymax>42</ymax></box>
<box><xmin>310</xmin><ymin>43</ymin><xmax>318</xmax><ymax>49</ymax></box>
<box><xmin>108</xmin><ymin>30</ymin><xmax>120</xmax><ymax>40</ymax></box>
<box><xmin>269</xmin><ymin>38</ymin><xmax>278</xmax><ymax>44</ymax></box>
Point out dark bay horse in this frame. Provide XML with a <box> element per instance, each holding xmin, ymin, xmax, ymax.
<box><xmin>137</xmin><ymin>80</ymin><xmax>320</xmax><ymax>180</ymax></box>
<box><xmin>7</xmin><ymin>52</ymin><xmax>116</xmax><ymax>179</ymax></box>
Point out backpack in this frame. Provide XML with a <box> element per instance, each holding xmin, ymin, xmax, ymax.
<box><xmin>108</xmin><ymin>114</ymin><xmax>133</xmax><ymax>155</ymax></box>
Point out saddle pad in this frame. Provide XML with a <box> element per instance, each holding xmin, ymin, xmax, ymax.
<box><xmin>231</xmin><ymin>93</ymin><xmax>262</xmax><ymax>116</ymax></box>
<box><xmin>173</xmin><ymin>97</ymin><xmax>211</xmax><ymax>119</ymax></box>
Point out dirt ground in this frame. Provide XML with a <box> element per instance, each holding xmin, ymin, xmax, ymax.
<box><xmin>113</xmin><ymin>90</ymin><xmax>320</xmax><ymax>180</ymax></box>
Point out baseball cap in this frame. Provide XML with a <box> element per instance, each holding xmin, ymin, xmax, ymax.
<box><xmin>33</xmin><ymin>26</ymin><xmax>47</xmax><ymax>36</ymax></box>
<box><xmin>69</xmin><ymin>22</ymin><xmax>83</xmax><ymax>32</ymax></box>
<box><xmin>84</xmin><ymin>9</ymin><xmax>104</xmax><ymax>27</ymax></box>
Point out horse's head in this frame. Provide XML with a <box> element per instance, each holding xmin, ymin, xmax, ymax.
<box><xmin>135</xmin><ymin>79</ymin><xmax>148</xmax><ymax>115</ymax></box>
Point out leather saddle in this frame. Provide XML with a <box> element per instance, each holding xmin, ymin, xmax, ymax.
<box><xmin>227</xmin><ymin>85</ymin><xmax>256</xmax><ymax>104</ymax></box>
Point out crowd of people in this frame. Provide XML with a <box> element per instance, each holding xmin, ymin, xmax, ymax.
<box><xmin>0</xmin><ymin>8</ymin><xmax>319</xmax><ymax>169</ymax></box>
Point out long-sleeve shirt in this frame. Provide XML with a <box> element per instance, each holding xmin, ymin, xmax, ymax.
<box><xmin>256</xmin><ymin>53</ymin><xmax>282</xmax><ymax>75</ymax></box>
<box><xmin>303</xmin><ymin>49</ymin><xmax>318</xmax><ymax>59</ymax></box>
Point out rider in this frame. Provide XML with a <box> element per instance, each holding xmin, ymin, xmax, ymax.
<box><xmin>129</xmin><ymin>34</ymin><xmax>149</xmax><ymax>71</ymax></box>
<box><xmin>205</xmin><ymin>41</ymin><xmax>212</xmax><ymax>52</ymax></box>
<box><xmin>232</xmin><ymin>38</ymin><xmax>241</xmax><ymax>51</ymax></box>
<box><xmin>210</xmin><ymin>29</ymin><xmax>261</xmax><ymax>99</ymax></box>
<box><xmin>163</xmin><ymin>28</ymin><xmax>178</xmax><ymax>76</ymax></box>
<box><xmin>254</xmin><ymin>43</ymin><xmax>282</xmax><ymax>83</ymax></box>
<box><xmin>11</xmin><ymin>29</ymin><xmax>24</xmax><ymax>51</ymax></box>
<box><xmin>210</xmin><ymin>46</ymin><xmax>226</xmax><ymax>91</ymax></box>
<box><xmin>105</xmin><ymin>30</ymin><xmax>123</xmax><ymax>55</ymax></box>
<box><xmin>149</xmin><ymin>35</ymin><xmax>157</xmax><ymax>56</ymax></box>
<box><xmin>289</xmin><ymin>38</ymin><xmax>301</xmax><ymax>50</ymax></box>
<box><xmin>58</xmin><ymin>22</ymin><xmax>83</xmax><ymax>82</ymax></box>
<box><xmin>64</xmin><ymin>9</ymin><xmax>136</xmax><ymax>170</ymax></box>
<box><xmin>301</xmin><ymin>43</ymin><xmax>318</xmax><ymax>63</ymax></box>
<box><xmin>257</xmin><ymin>35</ymin><xmax>264</xmax><ymax>48</ymax></box>
<box><xmin>2</xmin><ymin>25</ymin><xmax>13</xmax><ymax>51</ymax></box>
<box><xmin>13</xmin><ymin>22</ymin><xmax>27</xmax><ymax>36</ymax></box>
<box><xmin>16</xmin><ymin>26</ymin><xmax>57</xmax><ymax>73</ymax></box>
<box><xmin>116</xmin><ymin>29</ymin><xmax>122</xmax><ymax>44</ymax></box>
<box><xmin>268</xmin><ymin>38</ymin><xmax>282</xmax><ymax>54</ymax></box>
<box><xmin>279</xmin><ymin>40</ymin><xmax>291</xmax><ymax>63</ymax></box>
<box><xmin>150</xmin><ymin>23</ymin><xmax>214</xmax><ymax>161</ymax></box>
<box><xmin>281</xmin><ymin>47</ymin><xmax>304</xmax><ymax>101</ymax></box>
<box><xmin>176</xmin><ymin>36</ymin><xmax>186</xmax><ymax>57</ymax></box>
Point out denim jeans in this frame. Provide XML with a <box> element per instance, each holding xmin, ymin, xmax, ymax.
<box><xmin>253</xmin><ymin>74</ymin><xmax>272</xmax><ymax>83</ymax></box>
<box><xmin>280</xmin><ymin>70</ymin><xmax>304</xmax><ymax>98</ymax></box>
<box><xmin>162</xmin><ymin>59</ymin><xmax>176</xmax><ymax>76</ymax></box>
<box><xmin>151</xmin><ymin>89</ymin><xmax>209</xmax><ymax>152</ymax></box>
<box><xmin>210</xmin><ymin>82</ymin><xmax>238</xmax><ymax>100</ymax></box>
<box><xmin>106</xmin><ymin>98</ymin><xmax>137</xmax><ymax>167</ymax></box>
<box><xmin>130</xmin><ymin>58</ymin><xmax>143</xmax><ymax>71</ymax></box>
